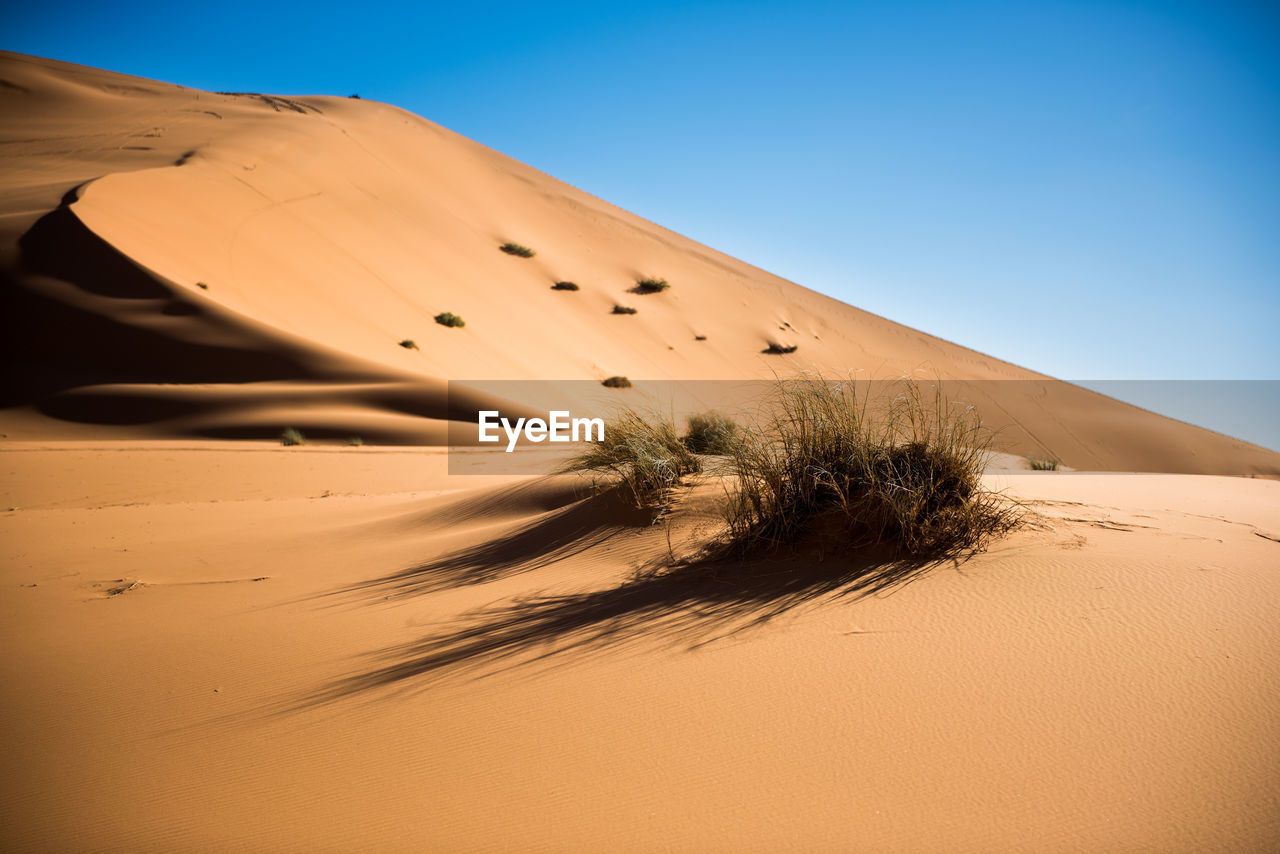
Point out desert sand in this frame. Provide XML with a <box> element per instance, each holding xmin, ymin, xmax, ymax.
<box><xmin>2</xmin><ymin>52</ymin><xmax>1278</xmax><ymax>852</ymax></box>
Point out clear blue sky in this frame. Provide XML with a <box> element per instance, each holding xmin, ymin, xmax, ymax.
<box><xmin>5</xmin><ymin>0</ymin><xmax>1278</xmax><ymax>388</ymax></box>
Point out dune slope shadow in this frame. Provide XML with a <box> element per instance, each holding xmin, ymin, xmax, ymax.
<box><xmin>301</xmin><ymin>540</ymin><xmax>947</xmax><ymax>707</ymax></box>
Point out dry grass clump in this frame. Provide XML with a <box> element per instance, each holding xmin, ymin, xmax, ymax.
<box><xmin>631</xmin><ymin>277</ymin><xmax>670</xmax><ymax>294</ymax></box>
<box><xmin>551</xmin><ymin>281</ymin><xmax>580</xmax><ymax>291</ymax></box>
<box><xmin>398</xmin><ymin>339</ymin><xmax>419</xmax><ymax>349</ymax></box>
<box><xmin>613</xmin><ymin>304</ymin><xmax>637</xmax><ymax>315</ymax></box>
<box><xmin>764</xmin><ymin>342</ymin><xmax>798</xmax><ymax>354</ymax></box>
<box><xmin>683</xmin><ymin>411</ymin><xmax>738</xmax><ymax>455</ymax></box>
<box><xmin>722</xmin><ymin>376</ymin><xmax>1018</xmax><ymax>557</ymax></box>
<box><xmin>434</xmin><ymin>312</ymin><xmax>465</xmax><ymax>328</ymax></box>
<box><xmin>1027</xmin><ymin>457</ymin><xmax>1060</xmax><ymax>471</ymax></box>
<box><xmin>601</xmin><ymin>375</ymin><xmax>632</xmax><ymax>388</ymax></box>
<box><xmin>499</xmin><ymin>242</ymin><xmax>536</xmax><ymax>258</ymax></box>
<box><xmin>280</xmin><ymin>427</ymin><xmax>306</xmax><ymax>446</ymax></box>
<box><xmin>562</xmin><ymin>407</ymin><xmax>701</xmax><ymax>508</ymax></box>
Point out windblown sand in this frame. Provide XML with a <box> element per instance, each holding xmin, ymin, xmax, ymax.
<box><xmin>2</xmin><ymin>52</ymin><xmax>1278</xmax><ymax>851</ymax></box>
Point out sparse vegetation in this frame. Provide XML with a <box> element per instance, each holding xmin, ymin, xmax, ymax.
<box><xmin>280</xmin><ymin>427</ymin><xmax>306</xmax><ymax>446</ymax></box>
<box><xmin>764</xmin><ymin>342</ymin><xmax>798</xmax><ymax>354</ymax></box>
<box><xmin>682</xmin><ymin>411</ymin><xmax>738</xmax><ymax>455</ymax></box>
<box><xmin>562</xmin><ymin>407</ymin><xmax>700</xmax><ymax>508</ymax></box>
<box><xmin>347</xmin><ymin>435</ymin><xmax>365</xmax><ymax>447</ymax></box>
<box><xmin>721</xmin><ymin>376</ymin><xmax>1018</xmax><ymax>557</ymax></box>
<box><xmin>613</xmin><ymin>304</ymin><xmax>638</xmax><ymax>315</ymax></box>
<box><xmin>632</xmin><ymin>277</ymin><xmax>670</xmax><ymax>294</ymax></box>
<box><xmin>349</xmin><ymin>93</ymin><xmax>361</xmax><ymax>99</ymax></box>
<box><xmin>602</xmin><ymin>376</ymin><xmax>632</xmax><ymax>388</ymax></box>
<box><xmin>399</xmin><ymin>339</ymin><xmax>419</xmax><ymax>349</ymax></box>
<box><xmin>195</xmin><ymin>281</ymin><xmax>209</xmax><ymax>290</ymax></box>
<box><xmin>1027</xmin><ymin>457</ymin><xmax>1060</xmax><ymax>471</ymax></box>
<box><xmin>551</xmin><ymin>281</ymin><xmax>580</xmax><ymax>291</ymax></box>
<box><xmin>434</xmin><ymin>312</ymin><xmax>465</xmax><ymax>328</ymax></box>
<box><xmin>499</xmin><ymin>242</ymin><xmax>536</xmax><ymax>258</ymax></box>
<box><xmin>694</xmin><ymin>334</ymin><xmax>707</xmax><ymax>341</ymax></box>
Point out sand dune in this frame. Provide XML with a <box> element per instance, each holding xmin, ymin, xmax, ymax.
<box><xmin>2</xmin><ymin>51</ymin><xmax>1276</xmax><ymax>473</ymax></box>
<box><xmin>3</xmin><ymin>51</ymin><xmax>1279</xmax><ymax>852</ymax></box>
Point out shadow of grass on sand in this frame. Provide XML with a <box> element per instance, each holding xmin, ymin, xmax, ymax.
<box><xmin>300</xmin><ymin>516</ymin><xmax>954</xmax><ymax>708</ymax></box>
<box><xmin>339</xmin><ymin>487</ymin><xmax>656</xmax><ymax>599</ymax></box>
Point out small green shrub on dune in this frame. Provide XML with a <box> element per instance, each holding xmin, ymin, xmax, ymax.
<box><xmin>399</xmin><ymin>339</ymin><xmax>419</xmax><ymax>349</ymax></box>
<box><xmin>562</xmin><ymin>407</ymin><xmax>701</xmax><ymax>508</ymax></box>
<box><xmin>602</xmin><ymin>376</ymin><xmax>632</xmax><ymax>389</ymax></box>
<box><xmin>613</xmin><ymin>304</ymin><xmax>637</xmax><ymax>315</ymax></box>
<box><xmin>683</xmin><ymin>411</ymin><xmax>738</xmax><ymax>455</ymax></box>
<box><xmin>1027</xmin><ymin>457</ymin><xmax>1060</xmax><ymax>471</ymax></box>
<box><xmin>722</xmin><ymin>376</ymin><xmax>1018</xmax><ymax>557</ymax></box>
<box><xmin>551</xmin><ymin>281</ymin><xmax>580</xmax><ymax>291</ymax></box>
<box><xmin>434</xmin><ymin>312</ymin><xmax>465</xmax><ymax>328</ymax></box>
<box><xmin>280</xmin><ymin>427</ymin><xmax>306</xmax><ymax>446</ymax></box>
<box><xmin>499</xmin><ymin>242</ymin><xmax>536</xmax><ymax>258</ymax></box>
<box><xmin>631</xmin><ymin>277</ymin><xmax>670</xmax><ymax>294</ymax></box>
<box><xmin>195</xmin><ymin>281</ymin><xmax>210</xmax><ymax>290</ymax></box>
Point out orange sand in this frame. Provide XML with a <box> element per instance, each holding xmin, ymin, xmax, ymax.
<box><xmin>2</xmin><ymin>52</ymin><xmax>1278</xmax><ymax>852</ymax></box>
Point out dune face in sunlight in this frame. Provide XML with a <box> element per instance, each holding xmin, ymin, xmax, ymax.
<box><xmin>1</xmin><ymin>51</ymin><xmax>1278</xmax><ymax>854</ymax></box>
<box><xmin>1</xmin><ymin>52</ymin><xmax>1277</xmax><ymax>474</ymax></box>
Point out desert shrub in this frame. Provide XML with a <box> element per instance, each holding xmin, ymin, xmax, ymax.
<box><xmin>764</xmin><ymin>342</ymin><xmax>798</xmax><ymax>354</ymax></box>
<box><xmin>613</xmin><ymin>304</ymin><xmax>637</xmax><ymax>315</ymax></box>
<box><xmin>632</xmin><ymin>277</ymin><xmax>670</xmax><ymax>294</ymax></box>
<box><xmin>500</xmin><ymin>242</ymin><xmax>536</xmax><ymax>258</ymax></box>
<box><xmin>683</xmin><ymin>411</ymin><xmax>738</xmax><ymax>455</ymax></box>
<box><xmin>434</xmin><ymin>312</ymin><xmax>465</xmax><ymax>328</ymax></box>
<box><xmin>1027</xmin><ymin>457</ymin><xmax>1060</xmax><ymax>471</ymax></box>
<box><xmin>399</xmin><ymin>339</ymin><xmax>419</xmax><ymax>349</ymax></box>
<box><xmin>694</xmin><ymin>334</ymin><xmax>707</xmax><ymax>341</ymax></box>
<box><xmin>349</xmin><ymin>93</ymin><xmax>361</xmax><ymax>99</ymax></box>
<box><xmin>347</xmin><ymin>435</ymin><xmax>365</xmax><ymax>446</ymax></box>
<box><xmin>602</xmin><ymin>376</ymin><xmax>632</xmax><ymax>388</ymax></box>
<box><xmin>562</xmin><ymin>407</ymin><xmax>700</xmax><ymax>507</ymax></box>
<box><xmin>722</xmin><ymin>376</ymin><xmax>1018</xmax><ymax>557</ymax></box>
<box><xmin>280</xmin><ymin>427</ymin><xmax>306</xmax><ymax>446</ymax></box>
<box><xmin>551</xmin><ymin>281</ymin><xmax>580</xmax><ymax>291</ymax></box>
<box><xmin>195</xmin><ymin>281</ymin><xmax>210</xmax><ymax>290</ymax></box>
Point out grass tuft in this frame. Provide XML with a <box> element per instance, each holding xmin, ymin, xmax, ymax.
<box><xmin>399</xmin><ymin>339</ymin><xmax>419</xmax><ymax>349</ymax></box>
<box><xmin>562</xmin><ymin>407</ymin><xmax>700</xmax><ymax>508</ymax></box>
<box><xmin>721</xmin><ymin>376</ymin><xmax>1018</xmax><ymax>557</ymax></box>
<box><xmin>631</xmin><ymin>277</ymin><xmax>670</xmax><ymax>294</ymax></box>
<box><xmin>683</xmin><ymin>411</ymin><xmax>738</xmax><ymax>455</ymax></box>
<box><xmin>1027</xmin><ymin>457</ymin><xmax>1060</xmax><ymax>471</ymax></box>
<box><xmin>612</xmin><ymin>304</ymin><xmax>637</xmax><ymax>315</ymax></box>
<box><xmin>499</xmin><ymin>242</ymin><xmax>536</xmax><ymax>258</ymax></box>
<box><xmin>601</xmin><ymin>376</ymin><xmax>632</xmax><ymax>389</ymax></box>
<box><xmin>434</xmin><ymin>312</ymin><xmax>465</xmax><ymax>328</ymax></box>
<box><xmin>764</xmin><ymin>342</ymin><xmax>798</xmax><ymax>354</ymax></box>
<box><xmin>551</xmin><ymin>281</ymin><xmax>580</xmax><ymax>291</ymax></box>
<box><xmin>195</xmin><ymin>281</ymin><xmax>210</xmax><ymax>290</ymax></box>
<box><xmin>347</xmin><ymin>435</ymin><xmax>365</xmax><ymax>447</ymax></box>
<box><xmin>694</xmin><ymin>334</ymin><xmax>707</xmax><ymax>341</ymax></box>
<box><xmin>280</xmin><ymin>427</ymin><xmax>306</xmax><ymax>446</ymax></box>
